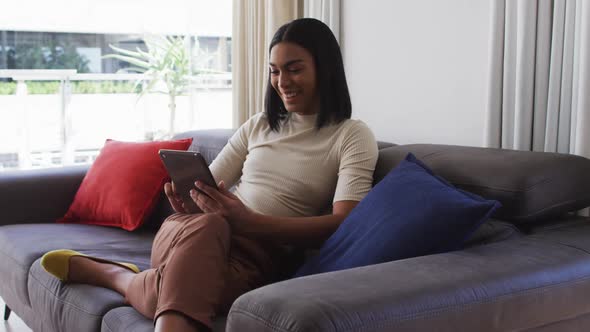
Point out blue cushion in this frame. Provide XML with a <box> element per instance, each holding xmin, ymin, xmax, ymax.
<box><xmin>294</xmin><ymin>153</ymin><xmax>501</xmax><ymax>277</ymax></box>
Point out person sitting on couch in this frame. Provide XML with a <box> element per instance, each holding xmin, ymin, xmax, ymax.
<box><xmin>41</xmin><ymin>18</ymin><xmax>378</xmax><ymax>332</ymax></box>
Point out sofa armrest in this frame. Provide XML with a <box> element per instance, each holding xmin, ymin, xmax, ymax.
<box><xmin>0</xmin><ymin>165</ymin><xmax>88</xmax><ymax>226</ymax></box>
<box><xmin>227</xmin><ymin>227</ymin><xmax>590</xmax><ymax>332</ymax></box>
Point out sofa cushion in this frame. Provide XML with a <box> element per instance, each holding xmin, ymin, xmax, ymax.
<box><xmin>174</xmin><ymin>129</ymin><xmax>234</xmax><ymax>164</ymax></box>
<box><xmin>463</xmin><ymin>219</ymin><xmax>522</xmax><ymax>248</ymax></box>
<box><xmin>294</xmin><ymin>153</ymin><xmax>500</xmax><ymax>277</ymax></box>
<box><xmin>0</xmin><ymin>223</ymin><xmax>153</xmax><ymax>310</ymax></box>
<box><xmin>101</xmin><ymin>306</ymin><xmax>228</xmax><ymax>332</ymax></box>
<box><xmin>0</xmin><ymin>165</ymin><xmax>88</xmax><ymax>226</ymax></box>
<box><xmin>29</xmin><ymin>259</ymin><xmax>129</xmax><ymax>332</ymax></box>
<box><xmin>229</xmin><ymin>218</ymin><xmax>590</xmax><ymax>332</ymax></box>
<box><xmin>58</xmin><ymin>138</ymin><xmax>192</xmax><ymax>231</ymax></box>
<box><xmin>173</xmin><ymin>129</ymin><xmax>395</xmax><ymax>164</ymax></box>
<box><xmin>374</xmin><ymin>144</ymin><xmax>590</xmax><ymax>224</ymax></box>
<box><xmin>101</xmin><ymin>307</ymin><xmax>154</xmax><ymax>332</ymax></box>
<box><xmin>19</xmin><ymin>223</ymin><xmax>152</xmax><ymax>331</ymax></box>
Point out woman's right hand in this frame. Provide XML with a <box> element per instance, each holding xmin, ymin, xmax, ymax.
<box><xmin>164</xmin><ymin>182</ymin><xmax>186</xmax><ymax>213</ymax></box>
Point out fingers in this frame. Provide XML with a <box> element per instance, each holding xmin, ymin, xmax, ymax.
<box><xmin>195</xmin><ymin>181</ymin><xmax>226</xmax><ymax>203</ymax></box>
<box><xmin>164</xmin><ymin>182</ymin><xmax>185</xmax><ymax>213</ymax></box>
<box><xmin>164</xmin><ymin>182</ymin><xmax>174</xmax><ymax>196</ymax></box>
<box><xmin>190</xmin><ymin>189</ymin><xmax>220</xmax><ymax>213</ymax></box>
<box><xmin>217</xmin><ymin>180</ymin><xmax>238</xmax><ymax>199</ymax></box>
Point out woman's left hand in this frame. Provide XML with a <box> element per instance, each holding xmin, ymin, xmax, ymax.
<box><xmin>190</xmin><ymin>180</ymin><xmax>253</xmax><ymax>228</ymax></box>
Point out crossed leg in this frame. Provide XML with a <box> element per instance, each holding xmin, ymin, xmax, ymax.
<box><xmin>64</xmin><ymin>212</ymin><xmax>275</xmax><ymax>332</ymax></box>
<box><xmin>67</xmin><ymin>213</ymin><xmax>232</xmax><ymax>332</ymax></box>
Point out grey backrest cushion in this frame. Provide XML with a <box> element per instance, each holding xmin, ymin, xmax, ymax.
<box><xmin>374</xmin><ymin>144</ymin><xmax>590</xmax><ymax>225</ymax></box>
<box><xmin>175</xmin><ymin>128</ymin><xmax>395</xmax><ymax>162</ymax></box>
<box><xmin>174</xmin><ymin>129</ymin><xmax>236</xmax><ymax>164</ymax></box>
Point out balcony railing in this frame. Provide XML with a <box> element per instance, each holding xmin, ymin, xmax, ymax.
<box><xmin>0</xmin><ymin>69</ymin><xmax>232</xmax><ymax>171</ymax></box>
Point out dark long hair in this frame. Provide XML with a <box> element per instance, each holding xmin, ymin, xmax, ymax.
<box><xmin>264</xmin><ymin>18</ymin><xmax>352</xmax><ymax>131</ymax></box>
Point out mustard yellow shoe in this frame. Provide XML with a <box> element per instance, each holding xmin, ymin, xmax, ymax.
<box><xmin>40</xmin><ymin>249</ymin><xmax>140</xmax><ymax>282</ymax></box>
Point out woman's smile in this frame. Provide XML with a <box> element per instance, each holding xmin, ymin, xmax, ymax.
<box><xmin>282</xmin><ymin>90</ymin><xmax>301</xmax><ymax>103</ymax></box>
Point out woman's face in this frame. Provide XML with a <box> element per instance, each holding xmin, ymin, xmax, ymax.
<box><xmin>269</xmin><ymin>42</ymin><xmax>319</xmax><ymax>115</ymax></box>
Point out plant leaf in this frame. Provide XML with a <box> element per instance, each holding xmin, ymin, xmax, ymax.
<box><xmin>106</xmin><ymin>44</ymin><xmax>144</xmax><ymax>58</ymax></box>
<box><xmin>102</xmin><ymin>54</ymin><xmax>151</xmax><ymax>69</ymax></box>
<box><xmin>136</xmin><ymin>47</ymin><xmax>157</xmax><ymax>62</ymax></box>
<box><xmin>117</xmin><ymin>66</ymin><xmax>146</xmax><ymax>73</ymax></box>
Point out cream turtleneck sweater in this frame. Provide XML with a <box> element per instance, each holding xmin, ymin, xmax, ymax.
<box><xmin>209</xmin><ymin>112</ymin><xmax>378</xmax><ymax>218</ymax></box>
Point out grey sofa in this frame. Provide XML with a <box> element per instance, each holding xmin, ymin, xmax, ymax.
<box><xmin>1</xmin><ymin>129</ymin><xmax>590</xmax><ymax>332</ymax></box>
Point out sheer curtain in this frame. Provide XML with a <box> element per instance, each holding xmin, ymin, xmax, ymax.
<box><xmin>304</xmin><ymin>0</ymin><xmax>341</xmax><ymax>42</ymax></box>
<box><xmin>231</xmin><ymin>0</ymin><xmax>302</xmax><ymax>128</ymax></box>
<box><xmin>485</xmin><ymin>0</ymin><xmax>590</xmax><ymax>157</ymax></box>
<box><xmin>485</xmin><ymin>0</ymin><xmax>590</xmax><ymax>215</ymax></box>
<box><xmin>231</xmin><ymin>0</ymin><xmax>341</xmax><ymax>127</ymax></box>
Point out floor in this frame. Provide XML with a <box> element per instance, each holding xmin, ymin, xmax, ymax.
<box><xmin>0</xmin><ymin>298</ymin><xmax>32</xmax><ymax>332</ymax></box>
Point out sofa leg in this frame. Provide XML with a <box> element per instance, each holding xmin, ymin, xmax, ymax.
<box><xmin>4</xmin><ymin>305</ymin><xmax>10</xmax><ymax>320</ymax></box>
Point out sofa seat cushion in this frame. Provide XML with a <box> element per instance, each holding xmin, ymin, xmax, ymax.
<box><xmin>228</xmin><ymin>220</ymin><xmax>590</xmax><ymax>332</ymax></box>
<box><xmin>101</xmin><ymin>307</ymin><xmax>228</xmax><ymax>332</ymax></box>
<box><xmin>101</xmin><ymin>307</ymin><xmax>154</xmax><ymax>332</ymax></box>
<box><xmin>463</xmin><ymin>219</ymin><xmax>522</xmax><ymax>248</ymax></box>
<box><xmin>29</xmin><ymin>259</ymin><xmax>129</xmax><ymax>332</ymax></box>
<box><xmin>0</xmin><ymin>223</ymin><xmax>153</xmax><ymax>310</ymax></box>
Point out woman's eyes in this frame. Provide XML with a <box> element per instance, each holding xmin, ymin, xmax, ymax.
<box><xmin>269</xmin><ymin>68</ymin><xmax>302</xmax><ymax>75</ymax></box>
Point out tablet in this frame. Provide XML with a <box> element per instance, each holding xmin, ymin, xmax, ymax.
<box><xmin>158</xmin><ymin>149</ymin><xmax>218</xmax><ymax>213</ymax></box>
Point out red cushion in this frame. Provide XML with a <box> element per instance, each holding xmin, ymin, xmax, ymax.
<box><xmin>58</xmin><ymin>138</ymin><xmax>193</xmax><ymax>231</ymax></box>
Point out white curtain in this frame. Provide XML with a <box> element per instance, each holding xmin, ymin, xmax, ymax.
<box><xmin>304</xmin><ymin>0</ymin><xmax>341</xmax><ymax>42</ymax></box>
<box><xmin>484</xmin><ymin>0</ymin><xmax>590</xmax><ymax>158</ymax></box>
<box><xmin>231</xmin><ymin>0</ymin><xmax>302</xmax><ymax>128</ymax></box>
<box><xmin>485</xmin><ymin>0</ymin><xmax>590</xmax><ymax>216</ymax></box>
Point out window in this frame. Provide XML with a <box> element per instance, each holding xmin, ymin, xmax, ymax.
<box><xmin>0</xmin><ymin>0</ymin><xmax>232</xmax><ymax>171</ymax></box>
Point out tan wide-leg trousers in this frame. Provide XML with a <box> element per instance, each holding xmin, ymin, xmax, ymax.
<box><xmin>125</xmin><ymin>212</ymin><xmax>278</xmax><ymax>329</ymax></box>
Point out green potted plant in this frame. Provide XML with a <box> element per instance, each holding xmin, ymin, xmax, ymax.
<box><xmin>104</xmin><ymin>35</ymin><xmax>201</xmax><ymax>139</ymax></box>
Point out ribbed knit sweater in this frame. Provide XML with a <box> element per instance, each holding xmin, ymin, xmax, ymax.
<box><xmin>210</xmin><ymin>112</ymin><xmax>378</xmax><ymax>218</ymax></box>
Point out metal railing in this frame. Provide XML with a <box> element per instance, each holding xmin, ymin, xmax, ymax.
<box><xmin>0</xmin><ymin>69</ymin><xmax>232</xmax><ymax>170</ymax></box>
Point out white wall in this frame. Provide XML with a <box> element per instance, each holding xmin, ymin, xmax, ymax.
<box><xmin>342</xmin><ymin>0</ymin><xmax>491</xmax><ymax>146</ymax></box>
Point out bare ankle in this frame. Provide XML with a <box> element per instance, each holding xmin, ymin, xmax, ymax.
<box><xmin>68</xmin><ymin>256</ymin><xmax>135</xmax><ymax>296</ymax></box>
